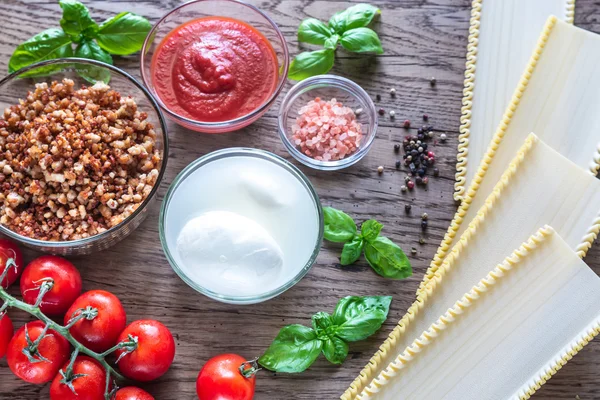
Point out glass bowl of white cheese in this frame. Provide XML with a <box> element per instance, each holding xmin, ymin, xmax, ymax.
<box><xmin>159</xmin><ymin>148</ymin><xmax>323</xmax><ymax>304</ymax></box>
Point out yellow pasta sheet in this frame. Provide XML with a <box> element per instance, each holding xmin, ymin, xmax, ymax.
<box><xmin>342</xmin><ymin>134</ymin><xmax>600</xmax><ymax>400</ymax></box>
<box><xmin>456</xmin><ymin>0</ymin><xmax>574</xmax><ymax>200</ymax></box>
<box><xmin>456</xmin><ymin>17</ymin><xmax>600</xmax><ymax>201</ymax></box>
<box><xmin>357</xmin><ymin>227</ymin><xmax>600</xmax><ymax>399</ymax></box>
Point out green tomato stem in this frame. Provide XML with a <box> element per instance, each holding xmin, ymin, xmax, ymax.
<box><xmin>0</xmin><ymin>285</ymin><xmax>126</xmax><ymax>383</ymax></box>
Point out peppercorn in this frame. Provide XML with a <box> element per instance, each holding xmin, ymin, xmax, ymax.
<box><xmin>377</xmin><ymin>166</ymin><xmax>384</xmax><ymax>174</ymax></box>
<box><xmin>390</xmin><ymin>88</ymin><xmax>396</xmax><ymax>96</ymax></box>
<box><xmin>423</xmin><ymin>176</ymin><xmax>429</xmax><ymax>185</ymax></box>
<box><xmin>376</xmin><ymin>94</ymin><xmax>381</xmax><ymax>101</ymax></box>
<box><xmin>433</xmin><ymin>168</ymin><xmax>439</xmax><ymax>176</ymax></box>
<box><xmin>417</xmin><ymin>134</ymin><xmax>425</xmax><ymax>141</ymax></box>
<box><xmin>395</xmin><ymin>160</ymin><xmax>401</xmax><ymax>169</ymax></box>
<box><xmin>423</xmin><ymin>114</ymin><xmax>429</xmax><ymax>121</ymax></box>
<box><xmin>400</xmin><ymin>185</ymin><xmax>407</xmax><ymax>192</ymax></box>
<box><xmin>415</xmin><ymin>176</ymin><xmax>423</xmax><ymax>185</ymax></box>
<box><xmin>427</xmin><ymin>131</ymin><xmax>434</xmax><ymax>139</ymax></box>
<box><xmin>440</xmin><ymin>133</ymin><xmax>447</xmax><ymax>141</ymax></box>
<box><xmin>427</xmin><ymin>151</ymin><xmax>435</xmax><ymax>158</ymax></box>
<box><xmin>419</xmin><ymin>238</ymin><xmax>425</xmax><ymax>245</ymax></box>
<box><xmin>403</xmin><ymin>120</ymin><xmax>411</xmax><ymax>128</ymax></box>
<box><xmin>389</xmin><ymin>110</ymin><xmax>396</xmax><ymax>118</ymax></box>
<box><xmin>421</xmin><ymin>212</ymin><xmax>428</xmax><ymax>220</ymax></box>
<box><xmin>378</xmin><ymin>108</ymin><xmax>385</xmax><ymax>116</ymax></box>
<box><xmin>407</xmin><ymin>180</ymin><xmax>415</xmax><ymax>190</ymax></box>
<box><xmin>406</xmin><ymin>155</ymin><xmax>412</xmax><ymax>162</ymax></box>
<box><xmin>411</xmin><ymin>247</ymin><xmax>417</xmax><ymax>255</ymax></box>
<box><xmin>421</xmin><ymin>220</ymin><xmax>428</xmax><ymax>229</ymax></box>
<box><xmin>417</xmin><ymin>168</ymin><xmax>426</xmax><ymax>177</ymax></box>
<box><xmin>355</xmin><ymin>108</ymin><xmax>363</xmax><ymax>115</ymax></box>
<box><xmin>410</xmin><ymin>150</ymin><xmax>418</xmax><ymax>158</ymax></box>
<box><xmin>404</xmin><ymin>176</ymin><xmax>411</xmax><ymax>183</ymax></box>
<box><xmin>430</xmin><ymin>77</ymin><xmax>436</xmax><ymax>86</ymax></box>
<box><xmin>405</xmin><ymin>204</ymin><xmax>412</xmax><ymax>213</ymax></box>
<box><xmin>393</xmin><ymin>143</ymin><xmax>400</xmax><ymax>153</ymax></box>
<box><xmin>427</xmin><ymin>125</ymin><xmax>434</xmax><ymax>131</ymax></box>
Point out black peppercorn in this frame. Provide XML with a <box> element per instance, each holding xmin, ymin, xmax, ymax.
<box><xmin>395</xmin><ymin>160</ymin><xmax>401</xmax><ymax>169</ymax></box>
<box><xmin>394</xmin><ymin>144</ymin><xmax>400</xmax><ymax>153</ymax></box>
<box><xmin>433</xmin><ymin>167</ymin><xmax>439</xmax><ymax>176</ymax></box>
<box><xmin>417</xmin><ymin>168</ymin><xmax>426</xmax><ymax>177</ymax></box>
<box><xmin>421</xmin><ymin>220</ymin><xmax>428</xmax><ymax>229</ymax></box>
<box><xmin>405</xmin><ymin>204</ymin><xmax>412</xmax><ymax>213</ymax></box>
<box><xmin>415</xmin><ymin>176</ymin><xmax>423</xmax><ymax>185</ymax></box>
<box><xmin>376</xmin><ymin>94</ymin><xmax>381</xmax><ymax>101</ymax></box>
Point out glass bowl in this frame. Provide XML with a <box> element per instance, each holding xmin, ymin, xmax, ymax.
<box><xmin>0</xmin><ymin>58</ymin><xmax>168</xmax><ymax>255</ymax></box>
<box><xmin>140</xmin><ymin>0</ymin><xmax>289</xmax><ymax>134</ymax></box>
<box><xmin>278</xmin><ymin>75</ymin><xmax>378</xmax><ymax>170</ymax></box>
<box><xmin>159</xmin><ymin>148</ymin><xmax>323</xmax><ymax>304</ymax></box>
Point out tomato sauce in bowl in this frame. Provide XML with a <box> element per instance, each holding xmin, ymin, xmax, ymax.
<box><xmin>151</xmin><ymin>17</ymin><xmax>279</xmax><ymax>123</ymax></box>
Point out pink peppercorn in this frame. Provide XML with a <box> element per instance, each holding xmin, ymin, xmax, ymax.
<box><xmin>427</xmin><ymin>151</ymin><xmax>435</xmax><ymax>158</ymax></box>
<box><xmin>407</xmin><ymin>180</ymin><xmax>415</xmax><ymax>190</ymax></box>
<box><xmin>403</xmin><ymin>120</ymin><xmax>411</xmax><ymax>128</ymax></box>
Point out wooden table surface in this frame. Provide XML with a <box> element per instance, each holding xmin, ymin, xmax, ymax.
<box><xmin>0</xmin><ymin>0</ymin><xmax>599</xmax><ymax>399</ymax></box>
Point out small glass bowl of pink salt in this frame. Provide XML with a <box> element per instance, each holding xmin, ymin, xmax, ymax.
<box><xmin>278</xmin><ymin>75</ymin><xmax>377</xmax><ymax>170</ymax></box>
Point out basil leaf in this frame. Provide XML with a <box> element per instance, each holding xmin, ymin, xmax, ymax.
<box><xmin>340</xmin><ymin>27</ymin><xmax>383</xmax><ymax>54</ymax></box>
<box><xmin>312</xmin><ymin>311</ymin><xmax>335</xmax><ymax>340</ymax></box>
<box><xmin>332</xmin><ymin>296</ymin><xmax>392</xmax><ymax>342</ymax></box>
<box><xmin>258</xmin><ymin>325</ymin><xmax>323</xmax><ymax>373</ymax></box>
<box><xmin>322</xmin><ymin>336</ymin><xmax>349</xmax><ymax>365</ymax></box>
<box><xmin>323</xmin><ymin>207</ymin><xmax>357</xmax><ymax>243</ymax></box>
<box><xmin>364</xmin><ymin>236</ymin><xmax>412</xmax><ymax>279</ymax></box>
<box><xmin>328</xmin><ymin>10</ymin><xmax>347</xmax><ymax>34</ymax></box>
<box><xmin>324</xmin><ymin>34</ymin><xmax>340</xmax><ymax>50</ymax></box>
<box><xmin>8</xmin><ymin>28</ymin><xmax>73</xmax><ymax>74</ymax></box>
<box><xmin>75</xmin><ymin>39</ymin><xmax>112</xmax><ymax>83</ymax></box>
<box><xmin>96</xmin><ymin>12</ymin><xmax>151</xmax><ymax>55</ymax></box>
<box><xmin>59</xmin><ymin>0</ymin><xmax>98</xmax><ymax>38</ymax></box>
<box><xmin>298</xmin><ymin>18</ymin><xmax>332</xmax><ymax>46</ymax></box>
<box><xmin>289</xmin><ymin>49</ymin><xmax>335</xmax><ymax>81</ymax></box>
<box><xmin>361</xmin><ymin>220</ymin><xmax>383</xmax><ymax>243</ymax></box>
<box><xmin>340</xmin><ymin>236</ymin><xmax>364</xmax><ymax>265</ymax></box>
<box><xmin>343</xmin><ymin>4</ymin><xmax>381</xmax><ymax>31</ymax></box>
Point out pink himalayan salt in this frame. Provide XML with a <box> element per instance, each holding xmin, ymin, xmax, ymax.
<box><xmin>292</xmin><ymin>97</ymin><xmax>363</xmax><ymax>161</ymax></box>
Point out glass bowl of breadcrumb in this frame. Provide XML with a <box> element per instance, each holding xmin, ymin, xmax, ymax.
<box><xmin>0</xmin><ymin>58</ymin><xmax>168</xmax><ymax>255</ymax></box>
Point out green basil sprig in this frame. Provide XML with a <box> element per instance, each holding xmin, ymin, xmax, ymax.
<box><xmin>323</xmin><ymin>207</ymin><xmax>412</xmax><ymax>279</ymax></box>
<box><xmin>258</xmin><ymin>296</ymin><xmax>392</xmax><ymax>372</ymax></box>
<box><xmin>9</xmin><ymin>0</ymin><xmax>151</xmax><ymax>83</ymax></box>
<box><xmin>290</xmin><ymin>3</ymin><xmax>383</xmax><ymax>81</ymax></box>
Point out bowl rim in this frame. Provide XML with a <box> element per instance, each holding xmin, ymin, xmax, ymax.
<box><xmin>0</xmin><ymin>57</ymin><xmax>169</xmax><ymax>249</ymax></box>
<box><xmin>159</xmin><ymin>147</ymin><xmax>324</xmax><ymax>304</ymax></box>
<box><xmin>277</xmin><ymin>74</ymin><xmax>378</xmax><ymax>171</ymax></box>
<box><xmin>140</xmin><ymin>0</ymin><xmax>290</xmax><ymax>130</ymax></box>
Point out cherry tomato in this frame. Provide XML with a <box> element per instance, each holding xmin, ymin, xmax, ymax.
<box><xmin>0</xmin><ymin>239</ymin><xmax>23</xmax><ymax>289</ymax></box>
<box><xmin>115</xmin><ymin>387</ymin><xmax>155</xmax><ymax>400</ymax></box>
<box><xmin>196</xmin><ymin>354</ymin><xmax>256</xmax><ymax>400</ymax></box>
<box><xmin>0</xmin><ymin>313</ymin><xmax>14</xmax><ymax>358</ymax></box>
<box><xmin>65</xmin><ymin>290</ymin><xmax>127</xmax><ymax>353</ymax></box>
<box><xmin>50</xmin><ymin>356</ymin><xmax>107</xmax><ymax>400</ymax></box>
<box><xmin>115</xmin><ymin>320</ymin><xmax>175</xmax><ymax>382</ymax></box>
<box><xmin>20</xmin><ymin>255</ymin><xmax>82</xmax><ymax>316</ymax></box>
<box><xmin>7</xmin><ymin>320</ymin><xmax>70</xmax><ymax>384</ymax></box>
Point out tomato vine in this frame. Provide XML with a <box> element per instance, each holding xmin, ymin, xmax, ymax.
<box><xmin>0</xmin><ymin>258</ymin><xmax>136</xmax><ymax>399</ymax></box>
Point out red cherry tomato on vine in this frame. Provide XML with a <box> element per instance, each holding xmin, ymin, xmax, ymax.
<box><xmin>20</xmin><ymin>255</ymin><xmax>82</xmax><ymax>316</ymax></box>
<box><xmin>0</xmin><ymin>313</ymin><xmax>13</xmax><ymax>358</ymax></box>
<box><xmin>115</xmin><ymin>386</ymin><xmax>155</xmax><ymax>400</ymax></box>
<box><xmin>7</xmin><ymin>320</ymin><xmax>70</xmax><ymax>384</ymax></box>
<box><xmin>196</xmin><ymin>354</ymin><xmax>257</xmax><ymax>400</ymax></box>
<box><xmin>49</xmin><ymin>356</ymin><xmax>107</xmax><ymax>400</ymax></box>
<box><xmin>0</xmin><ymin>239</ymin><xmax>23</xmax><ymax>289</ymax></box>
<box><xmin>64</xmin><ymin>290</ymin><xmax>127</xmax><ymax>353</ymax></box>
<box><xmin>115</xmin><ymin>320</ymin><xmax>175</xmax><ymax>382</ymax></box>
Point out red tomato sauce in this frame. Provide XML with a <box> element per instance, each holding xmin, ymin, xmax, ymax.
<box><xmin>151</xmin><ymin>17</ymin><xmax>279</xmax><ymax>123</ymax></box>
